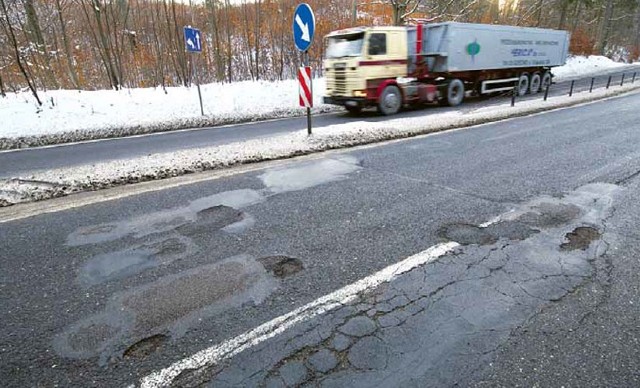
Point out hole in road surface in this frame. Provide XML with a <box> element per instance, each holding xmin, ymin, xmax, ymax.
<box><xmin>176</xmin><ymin>205</ymin><xmax>243</xmax><ymax>236</ymax></box>
<box><xmin>438</xmin><ymin>224</ymin><xmax>498</xmax><ymax>246</ymax></box>
<box><xmin>560</xmin><ymin>226</ymin><xmax>601</xmax><ymax>251</ymax></box>
<box><xmin>259</xmin><ymin>256</ymin><xmax>304</xmax><ymax>278</ymax></box>
<box><xmin>483</xmin><ymin>221</ymin><xmax>540</xmax><ymax>241</ymax></box>
<box><xmin>123</xmin><ymin>334</ymin><xmax>168</xmax><ymax>359</ymax></box>
<box><xmin>518</xmin><ymin>202</ymin><xmax>581</xmax><ymax>228</ymax></box>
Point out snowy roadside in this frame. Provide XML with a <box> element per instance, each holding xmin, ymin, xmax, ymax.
<box><xmin>2</xmin><ymin>82</ymin><xmax>639</xmax><ymax>207</ymax></box>
<box><xmin>0</xmin><ymin>56</ymin><xmax>637</xmax><ymax>150</ymax></box>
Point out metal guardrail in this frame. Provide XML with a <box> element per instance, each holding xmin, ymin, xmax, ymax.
<box><xmin>510</xmin><ymin>71</ymin><xmax>638</xmax><ymax>106</ymax></box>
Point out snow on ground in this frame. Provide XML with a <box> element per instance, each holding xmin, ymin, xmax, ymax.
<box><xmin>0</xmin><ymin>78</ymin><xmax>334</xmax><ymax>148</ymax></box>
<box><xmin>2</xmin><ymin>82</ymin><xmax>639</xmax><ymax>206</ymax></box>
<box><xmin>0</xmin><ymin>55</ymin><xmax>637</xmax><ymax>149</ymax></box>
<box><xmin>551</xmin><ymin>55</ymin><xmax>634</xmax><ymax>80</ymax></box>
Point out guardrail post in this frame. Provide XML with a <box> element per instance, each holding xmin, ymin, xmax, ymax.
<box><xmin>589</xmin><ymin>77</ymin><xmax>595</xmax><ymax>93</ymax></box>
<box><xmin>511</xmin><ymin>85</ymin><xmax>517</xmax><ymax>107</ymax></box>
<box><xmin>606</xmin><ymin>75</ymin><xmax>612</xmax><ymax>89</ymax></box>
<box><xmin>544</xmin><ymin>82</ymin><xmax>550</xmax><ymax>101</ymax></box>
<box><xmin>569</xmin><ymin>80</ymin><xmax>575</xmax><ymax>97</ymax></box>
<box><xmin>620</xmin><ymin>74</ymin><xmax>625</xmax><ymax>86</ymax></box>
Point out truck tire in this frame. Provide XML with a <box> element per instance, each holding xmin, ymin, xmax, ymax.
<box><xmin>445</xmin><ymin>79</ymin><xmax>465</xmax><ymax>106</ymax></box>
<box><xmin>378</xmin><ymin>85</ymin><xmax>402</xmax><ymax>115</ymax></box>
<box><xmin>517</xmin><ymin>73</ymin><xmax>529</xmax><ymax>96</ymax></box>
<box><xmin>541</xmin><ymin>71</ymin><xmax>552</xmax><ymax>90</ymax></box>
<box><xmin>529</xmin><ymin>72</ymin><xmax>541</xmax><ymax>94</ymax></box>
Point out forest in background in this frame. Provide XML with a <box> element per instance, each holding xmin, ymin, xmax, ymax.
<box><xmin>1</xmin><ymin>0</ymin><xmax>639</xmax><ymax>100</ymax></box>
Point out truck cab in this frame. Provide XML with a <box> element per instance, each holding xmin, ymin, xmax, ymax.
<box><xmin>323</xmin><ymin>26</ymin><xmax>422</xmax><ymax>115</ymax></box>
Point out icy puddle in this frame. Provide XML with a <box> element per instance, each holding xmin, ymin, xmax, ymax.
<box><xmin>259</xmin><ymin>156</ymin><xmax>361</xmax><ymax>194</ymax></box>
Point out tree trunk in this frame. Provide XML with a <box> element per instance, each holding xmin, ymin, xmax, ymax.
<box><xmin>0</xmin><ymin>0</ymin><xmax>41</xmax><ymax>105</ymax></box>
<box><xmin>25</xmin><ymin>0</ymin><xmax>59</xmax><ymax>89</ymax></box>
<box><xmin>255</xmin><ymin>0</ymin><xmax>261</xmax><ymax>80</ymax></box>
<box><xmin>206</xmin><ymin>0</ymin><xmax>224</xmax><ymax>82</ymax></box>
<box><xmin>55</xmin><ymin>0</ymin><xmax>80</xmax><ymax>88</ymax></box>
<box><xmin>90</xmin><ymin>0</ymin><xmax>121</xmax><ymax>89</ymax></box>
<box><xmin>557</xmin><ymin>0</ymin><xmax>570</xmax><ymax>30</ymax></box>
<box><xmin>171</xmin><ymin>0</ymin><xmax>189</xmax><ymax>86</ymax></box>
<box><xmin>0</xmin><ymin>69</ymin><xmax>6</xmax><ymax>97</ymax></box>
<box><xmin>535</xmin><ymin>0</ymin><xmax>544</xmax><ymax>27</ymax></box>
<box><xmin>594</xmin><ymin>0</ymin><xmax>615</xmax><ymax>55</ymax></box>
<box><xmin>224</xmin><ymin>0</ymin><xmax>233</xmax><ymax>83</ymax></box>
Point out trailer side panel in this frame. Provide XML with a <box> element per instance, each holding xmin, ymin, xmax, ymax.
<box><xmin>421</xmin><ymin>22</ymin><xmax>569</xmax><ymax>73</ymax></box>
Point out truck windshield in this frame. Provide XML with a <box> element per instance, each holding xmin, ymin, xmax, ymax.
<box><xmin>325</xmin><ymin>33</ymin><xmax>364</xmax><ymax>59</ymax></box>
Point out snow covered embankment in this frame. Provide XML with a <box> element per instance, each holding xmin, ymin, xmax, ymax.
<box><xmin>0</xmin><ymin>56</ymin><xmax>637</xmax><ymax>150</ymax></box>
<box><xmin>0</xmin><ymin>79</ymin><xmax>337</xmax><ymax>150</ymax></box>
<box><xmin>2</xmin><ymin>82</ymin><xmax>640</xmax><ymax>207</ymax></box>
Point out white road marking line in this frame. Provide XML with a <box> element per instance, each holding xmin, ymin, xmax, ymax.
<box><xmin>137</xmin><ymin>241</ymin><xmax>459</xmax><ymax>388</ymax></box>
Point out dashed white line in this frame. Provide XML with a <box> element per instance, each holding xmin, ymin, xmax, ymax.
<box><xmin>136</xmin><ymin>241</ymin><xmax>459</xmax><ymax>388</ymax></box>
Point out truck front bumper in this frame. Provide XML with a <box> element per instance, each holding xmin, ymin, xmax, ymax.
<box><xmin>323</xmin><ymin>96</ymin><xmax>369</xmax><ymax>108</ymax></box>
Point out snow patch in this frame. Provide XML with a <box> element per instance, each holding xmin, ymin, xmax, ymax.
<box><xmin>0</xmin><ymin>56</ymin><xmax>637</xmax><ymax>149</ymax></box>
<box><xmin>2</xmin><ymin>83</ymin><xmax>639</xmax><ymax>207</ymax></box>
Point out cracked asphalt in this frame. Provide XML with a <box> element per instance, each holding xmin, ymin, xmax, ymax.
<box><xmin>2</xmin><ymin>92</ymin><xmax>640</xmax><ymax>387</ymax></box>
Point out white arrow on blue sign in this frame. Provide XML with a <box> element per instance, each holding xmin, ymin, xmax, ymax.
<box><xmin>184</xmin><ymin>26</ymin><xmax>202</xmax><ymax>53</ymax></box>
<box><xmin>293</xmin><ymin>3</ymin><xmax>315</xmax><ymax>52</ymax></box>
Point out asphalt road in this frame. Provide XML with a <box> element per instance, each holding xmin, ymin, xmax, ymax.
<box><xmin>2</xmin><ymin>91</ymin><xmax>640</xmax><ymax>387</ymax></box>
<box><xmin>1</xmin><ymin>66</ymin><xmax>639</xmax><ymax>178</ymax></box>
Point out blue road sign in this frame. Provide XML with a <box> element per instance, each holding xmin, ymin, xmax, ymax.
<box><xmin>184</xmin><ymin>26</ymin><xmax>202</xmax><ymax>53</ymax></box>
<box><xmin>293</xmin><ymin>4</ymin><xmax>315</xmax><ymax>52</ymax></box>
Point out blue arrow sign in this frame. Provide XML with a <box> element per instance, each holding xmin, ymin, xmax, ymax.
<box><xmin>184</xmin><ymin>26</ymin><xmax>202</xmax><ymax>53</ymax></box>
<box><xmin>293</xmin><ymin>3</ymin><xmax>315</xmax><ymax>52</ymax></box>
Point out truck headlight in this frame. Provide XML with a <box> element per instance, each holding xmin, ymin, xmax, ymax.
<box><xmin>353</xmin><ymin>90</ymin><xmax>366</xmax><ymax>97</ymax></box>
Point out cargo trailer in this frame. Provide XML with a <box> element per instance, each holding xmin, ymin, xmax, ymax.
<box><xmin>323</xmin><ymin>22</ymin><xmax>570</xmax><ymax>115</ymax></box>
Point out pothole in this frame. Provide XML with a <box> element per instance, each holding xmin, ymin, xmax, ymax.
<box><xmin>518</xmin><ymin>202</ymin><xmax>581</xmax><ymax>228</ymax></box>
<box><xmin>123</xmin><ymin>334</ymin><xmax>168</xmax><ymax>359</ymax></box>
<box><xmin>438</xmin><ymin>224</ymin><xmax>497</xmax><ymax>246</ymax></box>
<box><xmin>258</xmin><ymin>256</ymin><xmax>304</xmax><ymax>278</ymax></box>
<box><xmin>483</xmin><ymin>221</ymin><xmax>540</xmax><ymax>241</ymax></box>
<box><xmin>148</xmin><ymin>237</ymin><xmax>188</xmax><ymax>257</ymax></box>
<box><xmin>196</xmin><ymin>205</ymin><xmax>243</xmax><ymax>225</ymax></box>
<box><xmin>560</xmin><ymin>226</ymin><xmax>601</xmax><ymax>251</ymax></box>
<box><xmin>176</xmin><ymin>205</ymin><xmax>243</xmax><ymax>235</ymax></box>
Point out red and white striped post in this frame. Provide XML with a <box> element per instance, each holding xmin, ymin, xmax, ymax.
<box><xmin>298</xmin><ymin>65</ymin><xmax>313</xmax><ymax>135</ymax></box>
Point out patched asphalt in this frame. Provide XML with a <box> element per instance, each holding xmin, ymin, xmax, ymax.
<box><xmin>2</xmin><ymin>92</ymin><xmax>640</xmax><ymax>387</ymax></box>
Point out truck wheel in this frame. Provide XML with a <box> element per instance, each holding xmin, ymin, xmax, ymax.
<box><xmin>517</xmin><ymin>74</ymin><xmax>529</xmax><ymax>96</ymax></box>
<box><xmin>378</xmin><ymin>85</ymin><xmax>402</xmax><ymax>115</ymax></box>
<box><xmin>445</xmin><ymin>79</ymin><xmax>465</xmax><ymax>106</ymax></box>
<box><xmin>541</xmin><ymin>71</ymin><xmax>552</xmax><ymax>90</ymax></box>
<box><xmin>529</xmin><ymin>72</ymin><xmax>541</xmax><ymax>94</ymax></box>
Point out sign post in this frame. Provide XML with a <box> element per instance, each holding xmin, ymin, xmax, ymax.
<box><xmin>184</xmin><ymin>26</ymin><xmax>204</xmax><ymax>116</ymax></box>
<box><xmin>293</xmin><ymin>3</ymin><xmax>315</xmax><ymax>135</ymax></box>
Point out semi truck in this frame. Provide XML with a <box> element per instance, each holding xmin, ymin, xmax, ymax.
<box><xmin>322</xmin><ymin>22</ymin><xmax>570</xmax><ymax>115</ymax></box>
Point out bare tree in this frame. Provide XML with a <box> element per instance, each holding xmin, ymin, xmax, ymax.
<box><xmin>54</xmin><ymin>0</ymin><xmax>80</xmax><ymax>88</ymax></box>
<box><xmin>389</xmin><ymin>0</ymin><xmax>424</xmax><ymax>25</ymax></box>
<box><xmin>0</xmin><ymin>0</ymin><xmax>41</xmax><ymax>104</ymax></box>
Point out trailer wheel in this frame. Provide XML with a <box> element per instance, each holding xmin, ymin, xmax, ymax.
<box><xmin>541</xmin><ymin>71</ymin><xmax>552</xmax><ymax>90</ymax></box>
<box><xmin>378</xmin><ymin>85</ymin><xmax>402</xmax><ymax>115</ymax></box>
<box><xmin>445</xmin><ymin>79</ymin><xmax>465</xmax><ymax>106</ymax></box>
<box><xmin>517</xmin><ymin>73</ymin><xmax>529</xmax><ymax>96</ymax></box>
<box><xmin>529</xmin><ymin>72</ymin><xmax>542</xmax><ymax>94</ymax></box>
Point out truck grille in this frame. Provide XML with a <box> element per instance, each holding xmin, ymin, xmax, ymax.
<box><xmin>333</xmin><ymin>68</ymin><xmax>347</xmax><ymax>94</ymax></box>
<box><xmin>325</xmin><ymin>63</ymin><xmax>358</xmax><ymax>97</ymax></box>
